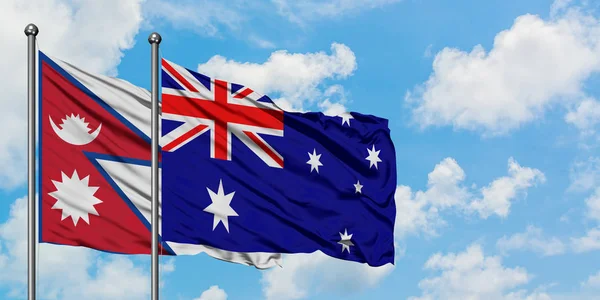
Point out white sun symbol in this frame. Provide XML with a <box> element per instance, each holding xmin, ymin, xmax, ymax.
<box><xmin>48</xmin><ymin>170</ymin><xmax>103</xmax><ymax>226</ymax></box>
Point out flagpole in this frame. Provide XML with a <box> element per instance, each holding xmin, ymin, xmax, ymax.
<box><xmin>25</xmin><ymin>23</ymin><xmax>38</xmax><ymax>300</ymax></box>
<box><xmin>149</xmin><ymin>32</ymin><xmax>162</xmax><ymax>300</ymax></box>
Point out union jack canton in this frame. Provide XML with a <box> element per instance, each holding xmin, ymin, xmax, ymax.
<box><xmin>161</xmin><ymin>58</ymin><xmax>284</xmax><ymax>168</ymax></box>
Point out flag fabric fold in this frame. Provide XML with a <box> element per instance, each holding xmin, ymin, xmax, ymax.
<box><xmin>38</xmin><ymin>51</ymin><xmax>281</xmax><ymax>269</ymax></box>
<box><xmin>160</xmin><ymin>58</ymin><xmax>397</xmax><ymax>267</ymax></box>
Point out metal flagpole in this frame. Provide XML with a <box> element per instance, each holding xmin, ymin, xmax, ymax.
<box><xmin>148</xmin><ymin>32</ymin><xmax>162</xmax><ymax>300</ymax></box>
<box><xmin>25</xmin><ymin>23</ymin><xmax>39</xmax><ymax>300</ymax></box>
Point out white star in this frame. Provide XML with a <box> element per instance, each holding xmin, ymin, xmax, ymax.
<box><xmin>340</xmin><ymin>112</ymin><xmax>353</xmax><ymax>126</ymax></box>
<box><xmin>307</xmin><ymin>149</ymin><xmax>323</xmax><ymax>173</ymax></box>
<box><xmin>204</xmin><ymin>179</ymin><xmax>238</xmax><ymax>233</ymax></box>
<box><xmin>338</xmin><ymin>229</ymin><xmax>354</xmax><ymax>253</ymax></box>
<box><xmin>366</xmin><ymin>145</ymin><xmax>382</xmax><ymax>169</ymax></box>
<box><xmin>354</xmin><ymin>180</ymin><xmax>363</xmax><ymax>193</ymax></box>
<box><xmin>48</xmin><ymin>170</ymin><xmax>102</xmax><ymax>226</ymax></box>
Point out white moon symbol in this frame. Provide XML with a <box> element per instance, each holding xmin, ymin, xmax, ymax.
<box><xmin>49</xmin><ymin>116</ymin><xmax>102</xmax><ymax>145</ymax></box>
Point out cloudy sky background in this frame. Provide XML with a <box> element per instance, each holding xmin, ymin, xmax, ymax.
<box><xmin>1</xmin><ymin>0</ymin><xmax>600</xmax><ymax>299</ymax></box>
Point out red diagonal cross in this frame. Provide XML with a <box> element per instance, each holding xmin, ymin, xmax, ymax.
<box><xmin>162</xmin><ymin>80</ymin><xmax>284</xmax><ymax>160</ymax></box>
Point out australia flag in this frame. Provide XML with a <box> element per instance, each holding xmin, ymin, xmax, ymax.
<box><xmin>160</xmin><ymin>58</ymin><xmax>397</xmax><ymax>267</ymax></box>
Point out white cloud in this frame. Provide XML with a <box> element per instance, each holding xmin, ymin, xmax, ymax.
<box><xmin>550</xmin><ymin>0</ymin><xmax>575</xmax><ymax>17</ymax></box>
<box><xmin>568</xmin><ymin>157</ymin><xmax>600</xmax><ymax>193</ymax></box>
<box><xmin>406</xmin><ymin>4</ymin><xmax>600</xmax><ymax>136</ymax></box>
<box><xmin>194</xmin><ymin>285</ymin><xmax>228</xmax><ymax>300</ymax></box>
<box><xmin>260</xmin><ymin>251</ymin><xmax>394</xmax><ymax>300</ymax></box>
<box><xmin>318</xmin><ymin>99</ymin><xmax>347</xmax><ymax>116</ymax></box>
<box><xmin>504</xmin><ymin>290</ymin><xmax>553</xmax><ymax>300</ymax></box>
<box><xmin>272</xmin><ymin>0</ymin><xmax>401</xmax><ymax>25</ymax></box>
<box><xmin>569</xmin><ymin>162</ymin><xmax>600</xmax><ymax>254</ymax></box>
<box><xmin>74</xmin><ymin>256</ymin><xmax>149</xmax><ymax>299</ymax></box>
<box><xmin>273</xmin><ymin>98</ymin><xmax>305</xmax><ymax>113</ymax></box>
<box><xmin>160</xmin><ymin>257</ymin><xmax>176</xmax><ymax>273</ymax></box>
<box><xmin>143</xmin><ymin>0</ymin><xmax>243</xmax><ymax>37</ymax></box>
<box><xmin>317</xmin><ymin>85</ymin><xmax>349</xmax><ymax>116</ymax></box>
<box><xmin>468</xmin><ymin>158</ymin><xmax>546</xmax><ymax>219</ymax></box>
<box><xmin>143</xmin><ymin>1</ymin><xmax>278</xmax><ymax>48</ymax></box>
<box><xmin>196</xmin><ymin>42</ymin><xmax>357</xmax><ymax>111</ymax></box>
<box><xmin>565</xmin><ymin>98</ymin><xmax>600</xmax><ymax>137</ymax></box>
<box><xmin>394</xmin><ymin>158</ymin><xmax>469</xmax><ymax>238</ymax></box>
<box><xmin>0</xmin><ymin>197</ymin><xmax>154</xmax><ymax>299</ymax></box>
<box><xmin>395</xmin><ymin>157</ymin><xmax>545</xmax><ymax>238</ymax></box>
<box><xmin>581</xmin><ymin>270</ymin><xmax>600</xmax><ymax>289</ymax></box>
<box><xmin>394</xmin><ymin>185</ymin><xmax>445</xmax><ymax>238</ymax></box>
<box><xmin>496</xmin><ymin>225</ymin><xmax>566</xmax><ymax>256</ymax></box>
<box><xmin>571</xmin><ymin>228</ymin><xmax>600</xmax><ymax>253</ymax></box>
<box><xmin>248</xmin><ymin>35</ymin><xmax>277</xmax><ymax>49</ymax></box>
<box><xmin>0</xmin><ymin>0</ymin><xmax>144</xmax><ymax>188</ymax></box>
<box><xmin>409</xmin><ymin>244</ymin><xmax>535</xmax><ymax>300</ymax></box>
<box><xmin>585</xmin><ymin>187</ymin><xmax>600</xmax><ymax>222</ymax></box>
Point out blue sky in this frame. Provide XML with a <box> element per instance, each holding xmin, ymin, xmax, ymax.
<box><xmin>1</xmin><ymin>0</ymin><xmax>600</xmax><ymax>299</ymax></box>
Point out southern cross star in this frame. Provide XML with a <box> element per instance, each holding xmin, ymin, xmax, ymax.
<box><xmin>204</xmin><ymin>179</ymin><xmax>238</xmax><ymax>233</ymax></box>
<box><xmin>366</xmin><ymin>145</ymin><xmax>382</xmax><ymax>169</ymax></box>
<box><xmin>340</xmin><ymin>112</ymin><xmax>353</xmax><ymax>126</ymax></box>
<box><xmin>354</xmin><ymin>180</ymin><xmax>363</xmax><ymax>193</ymax></box>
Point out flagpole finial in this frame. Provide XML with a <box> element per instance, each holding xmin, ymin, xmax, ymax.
<box><xmin>148</xmin><ymin>32</ymin><xmax>162</xmax><ymax>44</ymax></box>
<box><xmin>24</xmin><ymin>23</ymin><xmax>39</xmax><ymax>36</ymax></box>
